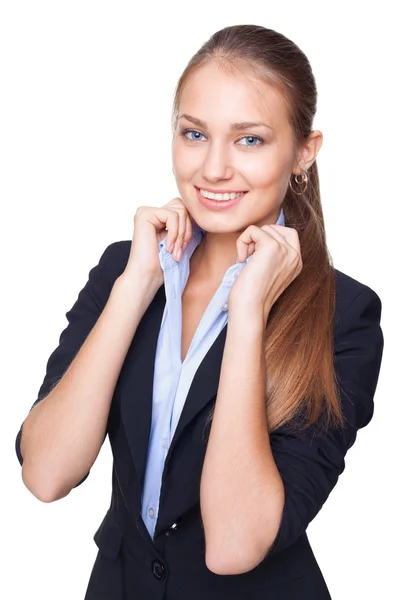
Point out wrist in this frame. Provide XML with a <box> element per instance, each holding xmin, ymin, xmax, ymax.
<box><xmin>113</xmin><ymin>272</ymin><xmax>160</xmax><ymax>306</ymax></box>
<box><xmin>228</xmin><ymin>303</ymin><xmax>266</xmax><ymax>333</ymax></box>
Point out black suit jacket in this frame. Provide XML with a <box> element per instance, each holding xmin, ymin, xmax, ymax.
<box><xmin>15</xmin><ymin>240</ymin><xmax>384</xmax><ymax>599</ymax></box>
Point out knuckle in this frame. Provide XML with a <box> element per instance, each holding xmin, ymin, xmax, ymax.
<box><xmin>135</xmin><ymin>206</ymin><xmax>146</xmax><ymax>217</ymax></box>
<box><xmin>295</xmin><ymin>253</ymin><xmax>303</xmax><ymax>268</ymax></box>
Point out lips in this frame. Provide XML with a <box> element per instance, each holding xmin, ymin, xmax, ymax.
<box><xmin>195</xmin><ymin>186</ymin><xmax>247</xmax><ymax>211</ymax></box>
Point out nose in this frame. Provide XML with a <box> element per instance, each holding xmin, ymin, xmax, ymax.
<box><xmin>201</xmin><ymin>140</ymin><xmax>233</xmax><ymax>182</ymax></box>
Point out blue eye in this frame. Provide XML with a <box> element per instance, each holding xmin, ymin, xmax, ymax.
<box><xmin>184</xmin><ymin>130</ymin><xmax>206</xmax><ymax>142</ymax></box>
<box><xmin>180</xmin><ymin>129</ymin><xmax>264</xmax><ymax>147</ymax></box>
<box><xmin>238</xmin><ymin>135</ymin><xmax>263</xmax><ymax>147</ymax></box>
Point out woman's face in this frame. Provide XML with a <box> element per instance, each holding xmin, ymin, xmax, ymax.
<box><xmin>172</xmin><ymin>61</ymin><xmax>299</xmax><ymax>234</ymax></box>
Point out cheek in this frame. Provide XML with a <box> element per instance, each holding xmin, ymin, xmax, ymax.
<box><xmin>172</xmin><ymin>143</ymin><xmax>199</xmax><ymax>180</ymax></box>
<box><xmin>244</xmin><ymin>162</ymin><xmax>288</xmax><ymax>191</ymax></box>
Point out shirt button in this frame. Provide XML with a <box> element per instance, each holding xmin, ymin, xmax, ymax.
<box><xmin>221</xmin><ymin>302</ymin><xmax>228</xmax><ymax>311</ymax></box>
<box><xmin>148</xmin><ymin>507</ymin><xmax>155</xmax><ymax>518</ymax></box>
<box><xmin>161</xmin><ymin>436</ymin><xmax>168</xmax><ymax>449</ymax></box>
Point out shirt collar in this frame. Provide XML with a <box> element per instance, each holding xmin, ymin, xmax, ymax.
<box><xmin>159</xmin><ymin>206</ymin><xmax>285</xmax><ymax>283</ymax></box>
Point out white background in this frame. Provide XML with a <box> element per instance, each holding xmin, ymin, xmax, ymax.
<box><xmin>2</xmin><ymin>1</ymin><xmax>412</xmax><ymax>598</ymax></box>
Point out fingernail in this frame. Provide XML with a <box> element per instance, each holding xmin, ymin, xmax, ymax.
<box><xmin>177</xmin><ymin>248</ymin><xmax>182</xmax><ymax>261</ymax></box>
<box><xmin>183</xmin><ymin>242</ymin><xmax>188</xmax><ymax>250</ymax></box>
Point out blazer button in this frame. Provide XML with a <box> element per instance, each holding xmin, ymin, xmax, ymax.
<box><xmin>152</xmin><ymin>559</ymin><xmax>166</xmax><ymax>581</ymax></box>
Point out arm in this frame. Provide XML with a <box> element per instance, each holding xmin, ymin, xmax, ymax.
<box><xmin>201</xmin><ymin>287</ymin><xmax>384</xmax><ymax>574</ymax></box>
<box><xmin>200</xmin><ymin>308</ymin><xmax>285</xmax><ymax>575</ymax></box>
<box><xmin>16</xmin><ymin>243</ymin><xmax>158</xmax><ymax>502</ymax></box>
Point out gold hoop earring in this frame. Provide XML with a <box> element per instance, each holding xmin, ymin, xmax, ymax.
<box><xmin>289</xmin><ymin>170</ymin><xmax>308</xmax><ymax>195</ymax></box>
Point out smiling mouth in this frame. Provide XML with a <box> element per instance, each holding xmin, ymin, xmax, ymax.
<box><xmin>195</xmin><ymin>186</ymin><xmax>248</xmax><ymax>210</ymax></box>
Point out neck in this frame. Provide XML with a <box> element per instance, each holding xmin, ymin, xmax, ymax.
<box><xmin>189</xmin><ymin>230</ymin><xmax>239</xmax><ymax>285</ymax></box>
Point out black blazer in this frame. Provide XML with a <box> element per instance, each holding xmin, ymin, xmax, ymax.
<box><xmin>15</xmin><ymin>240</ymin><xmax>384</xmax><ymax>600</ymax></box>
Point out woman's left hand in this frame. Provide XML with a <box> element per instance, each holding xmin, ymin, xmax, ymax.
<box><xmin>228</xmin><ymin>224</ymin><xmax>303</xmax><ymax>322</ymax></box>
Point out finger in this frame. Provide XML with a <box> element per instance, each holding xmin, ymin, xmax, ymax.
<box><xmin>164</xmin><ymin>197</ymin><xmax>185</xmax><ymax>211</ymax></box>
<box><xmin>266</xmin><ymin>224</ymin><xmax>300</xmax><ymax>252</ymax></box>
<box><xmin>149</xmin><ymin>206</ymin><xmax>177</xmax><ymax>243</ymax></box>
<box><xmin>165</xmin><ymin>210</ymin><xmax>179</xmax><ymax>252</ymax></box>
<box><xmin>173</xmin><ymin>207</ymin><xmax>190</xmax><ymax>259</ymax></box>
<box><xmin>184</xmin><ymin>215</ymin><xmax>193</xmax><ymax>246</ymax></box>
<box><xmin>262</xmin><ymin>225</ymin><xmax>302</xmax><ymax>270</ymax></box>
<box><xmin>236</xmin><ymin>225</ymin><xmax>269</xmax><ymax>262</ymax></box>
<box><xmin>163</xmin><ymin>198</ymin><xmax>191</xmax><ymax>258</ymax></box>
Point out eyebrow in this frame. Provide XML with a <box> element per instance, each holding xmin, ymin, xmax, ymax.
<box><xmin>178</xmin><ymin>113</ymin><xmax>273</xmax><ymax>131</ymax></box>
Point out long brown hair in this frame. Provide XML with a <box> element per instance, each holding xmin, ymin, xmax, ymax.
<box><xmin>171</xmin><ymin>25</ymin><xmax>344</xmax><ymax>435</ymax></box>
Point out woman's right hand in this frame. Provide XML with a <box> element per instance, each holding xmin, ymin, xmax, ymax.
<box><xmin>122</xmin><ymin>197</ymin><xmax>194</xmax><ymax>289</ymax></box>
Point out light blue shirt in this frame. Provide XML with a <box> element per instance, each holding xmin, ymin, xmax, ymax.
<box><xmin>141</xmin><ymin>206</ymin><xmax>286</xmax><ymax>539</ymax></box>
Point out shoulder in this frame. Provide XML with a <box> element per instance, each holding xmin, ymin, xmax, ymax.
<box><xmin>334</xmin><ymin>267</ymin><xmax>381</xmax><ymax>307</ymax></box>
<box><xmin>99</xmin><ymin>239</ymin><xmax>132</xmax><ymax>281</ymax></box>
<box><xmin>102</xmin><ymin>239</ymin><xmax>132</xmax><ymax>263</ymax></box>
<box><xmin>333</xmin><ymin>267</ymin><xmax>383</xmax><ymax>338</ymax></box>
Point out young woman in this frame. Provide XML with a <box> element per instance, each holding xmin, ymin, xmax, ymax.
<box><xmin>15</xmin><ymin>24</ymin><xmax>384</xmax><ymax>599</ymax></box>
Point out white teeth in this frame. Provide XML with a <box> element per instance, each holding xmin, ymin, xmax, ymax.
<box><xmin>200</xmin><ymin>189</ymin><xmax>245</xmax><ymax>201</ymax></box>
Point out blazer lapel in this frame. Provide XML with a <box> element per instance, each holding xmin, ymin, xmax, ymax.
<box><xmin>168</xmin><ymin>321</ymin><xmax>227</xmax><ymax>457</ymax></box>
<box><xmin>119</xmin><ymin>285</ymin><xmax>166</xmax><ymax>494</ymax></box>
<box><xmin>119</xmin><ymin>284</ymin><xmax>228</xmax><ymax>530</ymax></box>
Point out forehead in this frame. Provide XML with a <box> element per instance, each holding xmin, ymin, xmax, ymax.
<box><xmin>179</xmin><ymin>62</ymin><xmax>290</xmax><ymax>131</ymax></box>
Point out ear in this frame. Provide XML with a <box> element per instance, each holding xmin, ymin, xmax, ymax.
<box><xmin>293</xmin><ymin>130</ymin><xmax>323</xmax><ymax>175</ymax></box>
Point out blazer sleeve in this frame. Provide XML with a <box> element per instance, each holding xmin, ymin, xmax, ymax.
<box><xmin>263</xmin><ymin>286</ymin><xmax>384</xmax><ymax>559</ymax></box>
<box><xmin>15</xmin><ymin>242</ymin><xmax>117</xmax><ymax>489</ymax></box>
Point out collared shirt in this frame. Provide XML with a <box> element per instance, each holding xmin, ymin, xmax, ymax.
<box><xmin>141</xmin><ymin>207</ymin><xmax>286</xmax><ymax>538</ymax></box>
